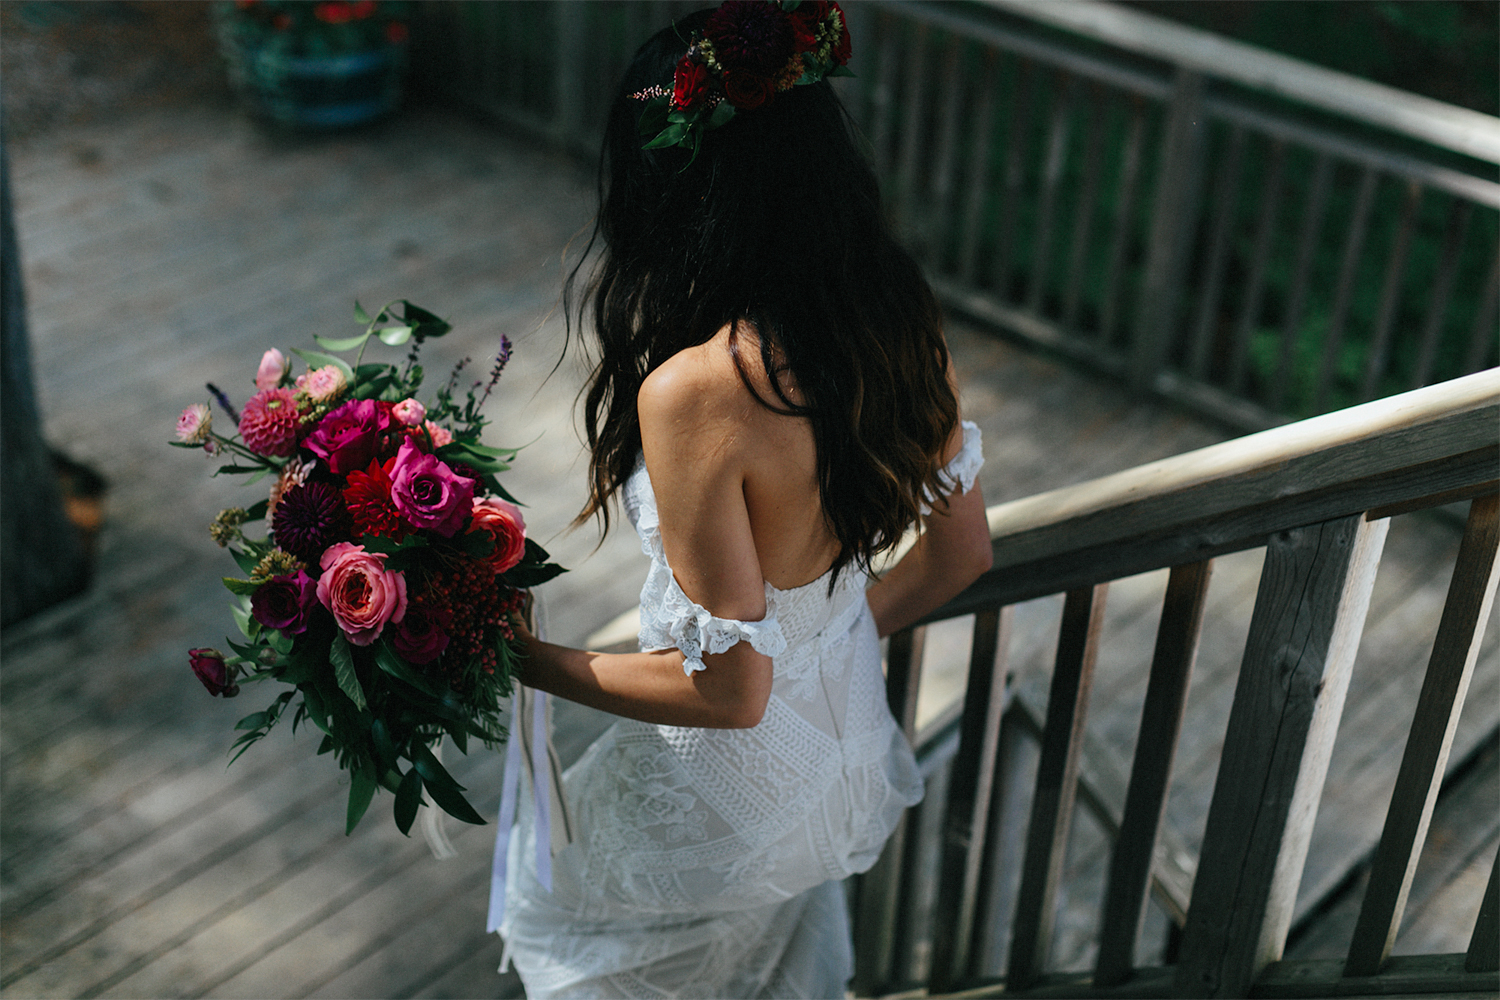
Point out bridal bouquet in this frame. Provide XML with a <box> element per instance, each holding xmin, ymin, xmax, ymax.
<box><xmin>173</xmin><ymin>301</ymin><xmax>563</xmax><ymax>835</ymax></box>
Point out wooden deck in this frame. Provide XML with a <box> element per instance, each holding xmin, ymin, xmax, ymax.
<box><xmin>2</xmin><ymin>70</ymin><xmax>1495</xmax><ymax>1000</ymax></box>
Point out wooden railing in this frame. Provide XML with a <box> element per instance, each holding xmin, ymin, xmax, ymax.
<box><xmin>414</xmin><ymin>1</ymin><xmax>1500</xmax><ymax>431</ymax></box>
<box><xmin>850</xmin><ymin>369</ymin><xmax>1500</xmax><ymax>998</ymax></box>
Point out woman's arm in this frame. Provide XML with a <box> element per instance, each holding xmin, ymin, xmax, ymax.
<box><xmin>513</xmin><ymin>347</ymin><xmax>776</xmax><ymax>729</ymax></box>
<box><xmin>865</xmin><ymin>423</ymin><xmax>993</xmax><ymax>638</ymax></box>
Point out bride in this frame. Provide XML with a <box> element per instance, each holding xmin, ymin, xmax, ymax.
<box><xmin>499</xmin><ymin>3</ymin><xmax>993</xmax><ymax>996</ymax></box>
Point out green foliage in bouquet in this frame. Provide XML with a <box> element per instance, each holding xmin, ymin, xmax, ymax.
<box><xmin>176</xmin><ymin>302</ymin><xmax>563</xmax><ymax>835</ymax></box>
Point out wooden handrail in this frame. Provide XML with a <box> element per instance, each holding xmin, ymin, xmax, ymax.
<box><xmin>981</xmin><ymin>0</ymin><xmax>1500</xmax><ymax>165</ymax></box>
<box><xmin>919</xmin><ymin>369</ymin><xmax>1499</xmax><ymax>617</ymax></box>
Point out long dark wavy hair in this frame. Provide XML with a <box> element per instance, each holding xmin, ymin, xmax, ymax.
<box><xmin>572</xmin><ymin>9</ymin><xmax>959</xmax><ymax>585</ymax></box>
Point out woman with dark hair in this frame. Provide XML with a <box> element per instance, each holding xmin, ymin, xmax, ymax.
<box><xmin>497</xmin><ymin>4</ymin><xmax>992</xmax><ymax>996</ymax></box>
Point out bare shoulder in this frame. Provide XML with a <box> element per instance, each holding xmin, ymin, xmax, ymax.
<box><xmin>637</xmin><ymin>325</ymin><xmax>767</xmax><ymax>451</ymax></box>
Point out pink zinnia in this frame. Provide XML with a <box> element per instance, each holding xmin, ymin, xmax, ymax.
<box><xmin>238</xmin><ymin>388</ymin><xmax>303</xmax><ymax>457</ymax></box>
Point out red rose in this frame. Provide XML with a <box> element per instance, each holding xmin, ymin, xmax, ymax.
<box><xmin>189</xmin><ymin>648</ymin><xmax>239</xmax><ymax>697</ymax></box>
<box><xmin>672</xmin><ymin>56</ymin><xmax>712</xmax><ymax>111</ymax></box>
<box><xmin>722</xmin><ymin>69</ymin><xmax>775</xmax><ymax>110</ymax></box>
<box><xmin>789</xmin><ymin>1</ymin><xmax>827</xmax><ymax>53</ymax></box>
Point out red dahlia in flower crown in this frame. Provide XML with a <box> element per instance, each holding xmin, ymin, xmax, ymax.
<box><xmin>633</xmin><ymin>0</ymin><xmax>852</xmax><ymax>154</ymax></box>
<box><xmin>171</xmin><ymin>301</ymin><xmax>564</xmax><ymax>835</ymax></box>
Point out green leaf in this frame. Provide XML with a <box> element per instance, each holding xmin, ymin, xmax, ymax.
<box><xmin>231</xmin><ymin>601</ymin><xmax>258</xmax><ymax>640</ymax></box>
<box><xmin>411</xmin><ymin>741</ymin><xmax>463</xmax><ymax>792</ymax></box>
<box><xmin>423</xmin><ymin>780</ymin><xmax>487</xmax><ymax>826</ymax></box>
<box><xmin>291</xmin><ymin>348</ymin><xmax>355</xmax><ymax>385</ymax></box>
<box><xmin>505</xmin><ymin>562</ymin><xmax>566</xmax><ymax>588</ymax></box>
<box><xmin>394</xmin><ymin>767</ymin><xmax>423</xmax><ymax>836</ymax></box>
<box><xmin>441</xmin><ymin>440</ymin><xmax>516</xmax><ymax>459</ymax></box>
<box><xmin>330</xmin><ymin>634</ymin><xmax>366</xmax><ymax>711</ymax></box>
<box><xmin>268</xmin><ymin>629</ymin><xmax>295</xmax><ymax>655</ymax></box>
<box><xmin>397</xmin><ymin>301</ymin><xmax>451</xmax><ymax>341</ymax></box>
<box><xmin>376</xmin><ymin>325</ymin><xmax>413</xmax><ymax>346</ymax></box>
<box><xmin>302</xmin><ymin>685</ymin><xmax>331</xmax><ymax>734</ymax></box>
<box><xmin>215</xmin><ymin>464</ymin><xmax>267</xmax><ymax>475</ymax></box>
<box><xmin>643</xmin><ymin>123</ymin><xmax>689</xmax><ymax>149</ymax></box>
<box><xmin>829</xmin><ymin>65</ymin><xmax>855</xmax><ymax>78</ymax></box>
<box><xmin>222</xmin><ymin>577</ymin><xmax>262</xmax><ymax>596</ymax></box>
<box><xmin>244</xmin><ymin>499</ymin><xmax>269</xmax><ymax>522</ymax></box>
<box><xmin>638</xmin><ymin>98</ymin><xmax>669</xmax><ymax>136</ymax></box>
<box><xmin>346</xmin><ymin>768</ymin><xmax>378</xmax><ymax>835</ymax></box>
<box><xmin>354</xmin><ymin>301</ymin><xmax>372</xmax><ymax>325</ymax></box>
<box><xmin>244</xmin><ymin>466</ymin><xmax>272</xmax><ymax>487</ymax></box>
<box><xmin>235</xmin><ymin>710</ymin><xmax>271</xmax><ymax>731</ymax></box>
<box><xmin>370</xmin><ymin>718</ymin><xmax>398</xmax><ymax>770</ymax></box>
<box><xmin>445</xmin><ymin>722</ymin><xmax>469</xmax><ymax>755</ymax></box>
<box><xmin>372</xmin><ymin>640</ymin><xmax>438</xmax><ymax>697</ymax></box>
<box><xmin>317</xmin><ymin>733</ymin><xmax>335</xmax><ymax>754</ymax></box>
<box><xmin>708</xmin><ymin>101</ymin><xmax>737</xmax><ymax>129</ymax></box>
<box><xmin>314</xmin><ymin>332</ymin><xmax>372</xmax><ymax>352</ymax></box>
<box><xmin>230</xmin><ymin>547</ymin><xmax>260</xmax><ymax>575</ymax></box>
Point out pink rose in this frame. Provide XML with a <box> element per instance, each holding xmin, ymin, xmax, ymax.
<box><xmin>390</xmin><ymin>438</ymin><xmax>474</xmax><ymax>538</ymax></box>
<box><xmin>423</xmin><ymin>421</ymin><xmax>453</xmax><ymax>447</ymax></box>
<box><xmin>316</xmin><ymin>542</ymin><xmax>407</xmax><ymax>646</ymax></box>
<box><xmin>255</xmin><ymin>348</ymin><xmax>289</xmax><ymax>392</ymax></box>
<box><xmin>189</xmin><ymin>647</ymin><xmax>239</xmax><ymax>697</ymax></box>
<box><xmin>468</xmin><ymin>497</ymin><xmax>527</xmax><ymax>572</ymax></box>
<box><xmin>303</xmin><ymin>398</ymin><xmax>393</xmax><ymax>475</ymax></box>
<box><xmin>391</xmin><ymin>398</ymin><xmax>426</xmax><ymax>427</ymax></box>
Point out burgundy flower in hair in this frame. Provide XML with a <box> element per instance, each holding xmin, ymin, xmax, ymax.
<box><xmin>705</xmin><ymin>1</ymin><xmax>796</xmax><ymax>77</ymax></box>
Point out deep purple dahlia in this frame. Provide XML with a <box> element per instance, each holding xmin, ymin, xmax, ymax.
<box><xmin>705</xmin><ymin>1</ymin><xmax>796</xmax><ymax>77</ymax></box>
<box><xmin>272</xmin><ymin>480</ymin><xmax>350</xmax><ymax>562</ymax></box>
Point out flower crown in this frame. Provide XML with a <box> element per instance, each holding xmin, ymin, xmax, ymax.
<box><xmin>632</xmin><ymin>0</ymin><xmax>852</xmax><ymax>154</ymax></box>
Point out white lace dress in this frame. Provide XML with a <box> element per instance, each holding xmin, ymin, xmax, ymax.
<box><xmin>499</xmin><ymin>423</ymin><xmax>983</xmax><ymax>999</ymax></box>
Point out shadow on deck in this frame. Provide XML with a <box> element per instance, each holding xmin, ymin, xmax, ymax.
<box><xmin>1</xmin><ymin>51</ymin><xmax>1494</xmax><ymax>1000</ymax></box>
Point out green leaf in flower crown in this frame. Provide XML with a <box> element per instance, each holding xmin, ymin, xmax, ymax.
<box><xmin>314</xmin><ymin>332</ymin><xmax>372</xmax><ymax>352</ymax></box>
<box><xmin>828</xmin><ymin>65</ymin><xmax>855</xmax><ymax>78</ymax></box>
<box><xmin>708</xmin><ymin>101</ymin><xmax>737</xmax><ymax>129</ymax></box>
<box><xmin>222</xmin><ymin>577</ymin><xmax>263</xmax><ymax>596</ymax></box>
<box><xmin>330</xmin><ymin>634</ymin><xmax>367</xmax><ymax>712</ymax></box>
<box><xmin>644</xmin><ymin>123</ymin><xmax>689</xmax><ymax>150</ymax></box>
<box><xmin>230</xmin><ymin>547</ymin><xmax>260</xmax><ymax>576</ymax></box>
<box><xmin>394</xmin><ymin>766</ymin><xmax>424</xmax><ymax>836</ymax></box>
<box><xmin>638</xmin><ymin>98</ymin><xmax>669</xmax><ymax>136</ymax></box>
<box><xmin>291</xmin><ymin>348</ymin><xmax>355</xmax><ymax>385</ymax></box>
<box><xmin>346</xmin><ymin>767</ymin><xmax>378</xmax><ymax>835</ymax></box>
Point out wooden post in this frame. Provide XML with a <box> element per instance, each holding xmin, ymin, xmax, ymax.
<box><xmin>1173</xmin><ymin>513</ymin><xmax>1389</xmax><ymax>998</ymax></box>
<box><xmin>1130</xmin><ymin>68</ymin><xmax>1205</xmax><ymax>392</ymax></box>
<box><xmin>1345</xmin><ymin>493</ymin><xmax>1500</xmax><ymax>975</ymax></box>
<box><xmin>1007</xmin><ymin>584</ymin><xmax>1109</xmax><ymax>990</ymax></box>
<box><xmin>551</xmin><ymin>1</ymin><xmax>586</xmax><ymax>152</ymax></box>
<box><xmin>1468</xmin><ymin>844</ymin><xmax>1500</xmax><ymax>974</ymax></box>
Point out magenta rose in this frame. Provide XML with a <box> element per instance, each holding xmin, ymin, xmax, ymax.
<box><xmin>250</xmin><ymin>570</ymin><xmax>319</xmax><ymax>634</ymax></box>
<box><xmin>390</xmin><ymin>603</ymin><xmax>452</xmax><ymax>664</ymax></box>
<box><xmin>390</xmin><ymin>437</ymin><xmax>475</xmax><ymax>538</ymax></box>
<box><xmin>189</xmin><ymin>647</ymin><xmax>239</xmax><ymax>697</ymax></box>
<box><xmin>316</xmin><ymin>542</ymin><xmax>407</xmax><ymax>646</ymax></box>
<box><xmin>303</xmin><ymin>398</ymin><xmax>393</xmax><ymax>475</ymax></box>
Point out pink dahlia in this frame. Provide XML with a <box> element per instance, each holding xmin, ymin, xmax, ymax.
<box><xmin>239</xmin><ymin>388</ymin><xmax>303</xmax><ymax>457</ymax></box>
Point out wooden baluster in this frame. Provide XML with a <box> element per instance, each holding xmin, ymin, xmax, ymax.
<box><xmin>926</xmin><ymin>34</ymin><xmax>967</xmax><ymax>271</ymax></box>
<box><xmin>1345</xmin><ymin>493</ymin><xmax>1500</xmax><ymax>976</ymax></box>
<box><xmin>551</xmin><ymin>0</ymin><xmax>586</xmax><ymax>148</ymax></box>
<box><xmin>971</xmin><ymin>698</ymin><xmax>1041</xmax><ymax>978</ymax></box>
<box><xmin>1270</xmin><ymin>153</ymin><xmax>1333</xmax><ymax>413</ymax></box>
<box><xmin>1006</xmin><ymin>584</ymin><xmax>1109</xmax><ymax>990</ymax></box>
<box><xmin>957</xmin><ymin>48</ymin><xmax>1001</xmax><ymax>287</ymax></box>
<box><xmin>1462</xmin><ymin>244</ymin><xmax>1500</xmax><ymax>375</ymax></box>
<box><xmin>1173</xmin><ymin>513</ymin><xmax>1389</xmax><ymax>998</ymax></box>
<box><xmin>1468</xmin><ymin>844</ymin><xmax>1500</xmax><ymax>974</ymax></box>
<box><xmin>867</xmin><ymin>10</ymin><xmax>900</xmax><ymax>183</ymax></box>
<box><xmin>992</xmin><ymin>58</ymin><xmax>1035</xmax><ymax>302</ymax></box>
<box><xmin>1099</xmin><ymin>96</ymin><xmax>1146</xmax><ymax>348</ymax></box>
<box><xmin>894</xmin><ymin>21</ymin><xmax>931</xmax><ymax>239</ymax></box>
<box><xmin>1061</xmin><ymin>83</ymin><xmax>1107</xmax><ymax>337</ymax></box>
<box><xmin>928</xmin><ymin>607</ymin><xmax>1012</xmax><ymax>993</ymax></box>
<box><xmin>1314</xmin><ymin>167</ymin><xmax>1379</xmax><ymax>413</ymax></box>
<box><xmin>1410</xmin><ymin>195</ymin><xmax>1471</xmax><ymax>391</ymax></box>
<box><xmin>1094</xmin><ymin>560</ymin><xmax>1213</xmax><ymax>988</ymax></box>
<box><xmin>1132</xmin><ymin>68</ymin><xmax>1206</xmax><ymax>392</ymax></box>
<box><xmin>1188</xmin><ymin>125</ymin><xmax>1247</xmax><ymax>382</ymax></box>
<box><xmin>1025</xmin><ymin>73</ymin><xmax>1077</xmax><ymax>316</ymax></box>
<box><xmin>852</xmin><ymin>624</ymin><xmax>926</xmax><ymax>997</ymax></box>
<box><xmin>1360</xmin><ymin>180</ymin><xmax>1423</xmax><ymax>402</ymax></box>
<box><xmin>1227</xmin><ymin>137</ymin><xmax>1287</xmax><ymax>396</ymax></box>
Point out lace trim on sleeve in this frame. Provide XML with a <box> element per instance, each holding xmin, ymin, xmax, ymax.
<box><xmin>922</xmin><ymin>420</ymin><xmax>983</xmax><ymax>513</ymax></box>
<box><xmin>663</xmin><ymin>588</ymin><xmax>788</xmax><ymax>676</ymax></box>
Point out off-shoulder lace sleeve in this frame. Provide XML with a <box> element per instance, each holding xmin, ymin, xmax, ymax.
<box><xmin>922</xmin><ymin>420</ymin><xmax>983</xmax><ymax>513</ymax></box>
<box><xmin>661</xmin><ymin>582</ymin><xmax>788</xmax><ymax>675</ymax></box>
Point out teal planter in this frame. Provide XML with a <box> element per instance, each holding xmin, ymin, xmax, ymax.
<box><xmin>226</xmin><ymin>43</ymin><xmax>407</xmax><ymax>129</ymax></box>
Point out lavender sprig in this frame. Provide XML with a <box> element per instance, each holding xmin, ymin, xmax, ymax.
<box><xmin>206</xmin><ymin>383</ymin><xmax>240</xmax><ymax>424</ymax></box>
